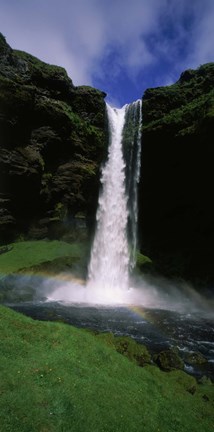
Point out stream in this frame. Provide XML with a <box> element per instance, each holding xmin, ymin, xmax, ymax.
<box><xmin>7</xmin><ymin>300</ymin><xmax>214</xmax><ymax>380</ymax></box>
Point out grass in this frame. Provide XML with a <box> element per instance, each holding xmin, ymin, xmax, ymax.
<box><xmin>0</xmin><ymin>240</ymin><xmax>90</xmax><ymax>302</ymax></box>
<box><xmin>142</xmin><ymin>89</ymin><xmax>214</xmax><ymax>134</ymax></box>
<box><xmin>0</xmin><ymin>240</ymin><xmax>87</xmax><ymax>275</ymax></box>
<box><xmin>0</xmin><ymin>305</ymin><xmax>213</xmax><ymax>432</ymax></box>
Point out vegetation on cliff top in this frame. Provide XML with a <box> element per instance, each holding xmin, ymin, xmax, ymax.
<box><xmin>143</xmin><ymin>89</ymin><xmax>214</xmax><ymax>136</ymax></box>
<box><xmin>142</xmin><ymin>63</ymin><xmax>214</xmax><ymax>140</ymax></box>
<box><xmin>143</xmin><ymin>63</ymin><xmax>214</xmax><ymax>125</ymax></box>
<box><xmin>13</xmin><ymin>49</ymin><xmax>73</xmax><ymax>93</ymax></box>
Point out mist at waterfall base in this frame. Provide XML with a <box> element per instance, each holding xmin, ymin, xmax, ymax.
<box><xmin>46</xmin><ymin>102</ymin><xmax>212</xmax><ymax>314</ymax></box>
<box><xmin>45</xmin><ymin>272</ymin><xmax>212</xmax><ymax>313</ymax></box>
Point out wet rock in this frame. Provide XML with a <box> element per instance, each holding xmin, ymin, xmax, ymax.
<box><xmin>96</xmin><ymin>333</ymin><xmax>151</xmax><ymax>366</ymax></box>
<box><xmin>185</xmin><ymin>352</ymin><xmax>207</xmax><ymax>366</ymax></box>
<box><xmin>153</xmin><ymin>349</ymin><xmax>184</xmax><ymax>371</ymax></box>
<box><xmin>114</xmin><ymin>336</ymin><xmax>151</xmax><ymax>366</ymax></box>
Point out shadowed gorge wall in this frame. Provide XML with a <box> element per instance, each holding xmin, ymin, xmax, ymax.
<box><xmin>0</xmin><ymin>33</ymin><xmax>107</xmax><ymax>241</ymax></box>
<box><xmin>139</xmin><ymin>63</ymin><xmax>214</xmax><ymax>286</ymax></box>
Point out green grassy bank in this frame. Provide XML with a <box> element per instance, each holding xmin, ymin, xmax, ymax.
<box><xmin>0</xmin><ymin>240</ymin><xmax>88</xmax><ymax>275</ymax></box>
<box><xmin>0</xmin><ymin>239</ymin><xmax>90</xmax><ymax>302</ymax></box>
<box><xmin>0</xmin><ymin>305</ymin><xmax>213</xmax><ymax>432</ymax></box>
<box><xmin>0</xmin><ymin>240</ymin><xmax>152</xmax><ymax>276</ymax></box>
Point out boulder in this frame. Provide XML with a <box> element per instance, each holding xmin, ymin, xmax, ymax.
<box><xmin>96</xmin><ymin>333</ymin><xmax>151</xmax><ymax>367</ymax></box>
<box><xmin>185</xmin><ymin>351</ymin><xmax>207</xmax><ymax>366</ymax></box>
<box><xmin>153</xmin><ymin>349</ymin><xmax>184</xmax><ymax>371</ymax></box>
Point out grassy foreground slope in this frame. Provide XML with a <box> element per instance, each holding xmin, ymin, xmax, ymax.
<box><xmin>0</xmin><ymin>306</ymin><xmax>213</xmax><ymax>432</ymax></box>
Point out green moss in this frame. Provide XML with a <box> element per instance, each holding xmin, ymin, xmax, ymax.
<box><xmin>153</xmin><ymin>350</ymin><xmax>184</xmax><ymax>372</ymax></box>
<box><xmin>70</xmin><ymin>160</ymin><xmax>96</xmax><ymax>176</ymax></box>
<box><xmin>0</xmin><ymin>76</ymin><xmax>34</xmax><ymax>114</ymax></box>
<box><xmin>75</xmin><ymin>85</ymin><xmax>104</xmax><ymax>95</ymax></box>
<box><xmin>136</xmin><ymin>251</ymin><xmax>152</xmax><ymax>266</ymax></box>
<box><xmin>67</xmin><ymin>104</ymin><xmax>105</xmax><ymax>155</ymax></box>
<box><xmin>143</xmin><ymin>89</ymin><xmax>214</xmax><ymax>135</ymax></box>
<box><xmin>142</xmin><ymin>63</ymin><xmax>214</xmax><ymax>138</ymax></box>
<box><xmin>53</xmin><ymin>202</ymin><xmax>68</xmax><ymax>220</ymax></box>
<box><xmin>185</xmin><ymin>352</ymin><xmax>207</xmax><ymax>366</ymax></box>
<box><xmin>51</xmin><ymin>99</ymin><xmax>80</xmax><ymax>123</ymax></box>
<box><xmin>69</xmin><ymin>85</ymin><xmax>107</xmax><ymax>134</ymax></box>
<box><xmin>96</xmin><ymin>333</ymin><xmax>151</xmax><ymax>366</ymax></box>
<box><xmin>34</xmin><ymin>97</ymin><xmax>105</xmax><ymax>161</ymax></box>
<box><xmin>114</xmin><ymin>336</ymin><xmax>151</xmax><ymax>365</ymax></box>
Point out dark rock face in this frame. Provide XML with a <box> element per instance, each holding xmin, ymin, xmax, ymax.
<box><xmin>0</xmin><ymin>33</ymin><xmax>107</xmax><ymax>241</ymax></box>
<box><xmin>139</xmin><ymin>63</ymin><xmax>214</xmax><ymax>286</ymax></box>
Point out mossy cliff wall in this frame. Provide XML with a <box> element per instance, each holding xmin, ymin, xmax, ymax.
<box><xmin>139</xmin><ymin>63</ymin><xmax>214</xmax><ymax>285</ymax></box>
<box><xmin>0</xmin><ymin>33</ymin><xmax>107</xmax><ymax>241</ymax></box>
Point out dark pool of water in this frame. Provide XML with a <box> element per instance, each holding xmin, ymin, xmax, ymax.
<box><xmin>7</xmin><ymin>301</ymin><xmax>214</xmax><ymax>379</ymax></box>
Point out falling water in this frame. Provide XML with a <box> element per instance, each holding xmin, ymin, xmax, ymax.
<box><xmin>123</xmin><ymin>100</ymin><xmax>142</xmax><ymax>268</ymax></box>
<box><xmin>87</xmin><ymin>101</ymin><xmax>142</xmax><ymax>300</ymax></box>
<box><xmin>88</xmin><ymin>104</ymin><xmax>129</xmax><ymax>291</ymax></box>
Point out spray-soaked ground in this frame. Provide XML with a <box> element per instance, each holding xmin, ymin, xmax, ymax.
<box><xmin>2</xmin><ymin>271</ymin><xmax>214</xmax><ymax>379</ymax></box>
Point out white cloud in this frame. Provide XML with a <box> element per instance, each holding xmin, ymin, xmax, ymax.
<box><xmin>0</xmin><ymin>0</ymin><xmax>166</xmax><ymax>84</ymax></box>
<box><xmin>160</xmin><ymin>0</ymin><xmax>214</xmax><ymax>72</ymax></box>
<box><xmin>0</xmin><ymin>0</ymin><xmax>213</xmax><ymax>95</ymax></box>
<box><xmin>185</xmin><ymin>1</ymin><xmax>214</xmax><ymax>68</ymax></box>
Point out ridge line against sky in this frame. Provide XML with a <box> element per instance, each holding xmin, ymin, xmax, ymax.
<box><xmin>0</xmin><ymin>0</ymin><xmax>214</xmax><ymax>106</ymax></box>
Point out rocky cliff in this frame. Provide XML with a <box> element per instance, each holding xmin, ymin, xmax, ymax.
<box><xmin>0</xmin><ymin>33</ymin><xmax>107</xmax><ymax>242</ymax></box>
<box><xmin>140</xmin><ymin>63</ymin><xmax>214</xmax><ymax>286</ymax></box>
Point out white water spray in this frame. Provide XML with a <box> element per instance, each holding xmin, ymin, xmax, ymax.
<box><xmin>87</xmin><ymin>101</ymin><xmax>142</xmax><ymax>302</ymax></box>
<box><xmin>87</xmin><ymin>104</ymin><xmax>130</xmax><ymax>294</ymax></box>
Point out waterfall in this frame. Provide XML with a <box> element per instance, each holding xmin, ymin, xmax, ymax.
<box><xmin>123</xmin><ymin>100</ymin><xmax>142</xmax><ymax>269</ymax></box>
<box><xmin>87</xmin><ymin>100</ymin><xmax>142</xmax><ymax>298</ymax></box>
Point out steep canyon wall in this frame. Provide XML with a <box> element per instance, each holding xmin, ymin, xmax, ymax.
<box><xmin>139</xmin><ymin>63</ymin><xmax>214</xmax><ymax>285</ymax></box>
<box><xmin>0</xmin><ymin>33</ymin><xmax>107</xmax><ymax>241</ymax></box>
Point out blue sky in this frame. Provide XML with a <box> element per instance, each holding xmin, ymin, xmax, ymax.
<box><xmin>0</xmin><ymin>0</ymin><xmax>214</xmax><ymax>106</ymax></box>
